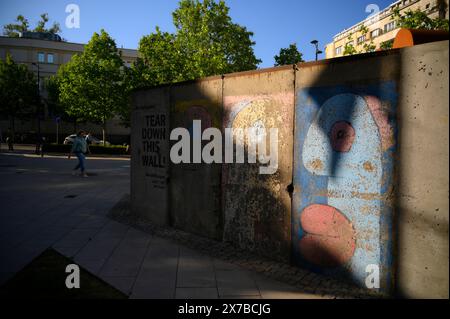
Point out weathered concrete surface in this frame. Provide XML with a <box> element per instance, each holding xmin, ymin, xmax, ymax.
<box><xmin>222</xmin><ymin>67</ymin><xmax>295</xmax><ymax>263</ymax></box>
<box><xmin>293</xmin><ymin>51</ymin><xmax>401</xmax><ymax>293</ymax></box>
<box><xmin>129</xmin><ymin>41</ymin><xmax>449</xmax><ymax>298</ymax></box>
<box><xmin>131</xmin><ymin>87</ymin><xmax>170</xmax><ymax>226</ymax></box>
<box><xmin>396</xmin><ymin>40</ymin><xmax>449</xmax><ymax>299</ymax></box>
<box><xmin>170</xmin><ymin>77</ymin><xmax>223</xmax><ymax>240</ymax></box>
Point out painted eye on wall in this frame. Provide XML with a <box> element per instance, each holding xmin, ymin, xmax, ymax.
<box><xmin>329</xmin><ymin>121</ymin><xmax>355</xmax><ymax>153</ymax></box>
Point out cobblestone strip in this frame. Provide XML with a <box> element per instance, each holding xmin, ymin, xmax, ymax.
<box><xmin>108</xmin><ymin>194</ymin><xmax>387</xmax><ymax>299</ymax></box>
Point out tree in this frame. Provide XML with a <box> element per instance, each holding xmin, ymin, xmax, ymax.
<box><xmin>0</xmin><ymin>54</ymin><xmax>39</xmax><ymax>139</ymax></box>
<box><xmin>138</xmin><ymin>0</ymin><xmax>261</xmax><ymax>85</ymax></box>
<box><xmin>2</xmin><ymin>15</ymin><xmax>29</xmax><ymax>37</ymax></box>
<box><xmin>137</xmin><ymin>27</ymin><xmax>182</xmax><ymax>86</ymax></box>
<box><xmin>34</xmin><ymin>13</ymin><xmax>61</xmax><ymax>34</ymax></box>
<box><xmin>45</xmin><ymin>76</ymin><xmax>77</xmax><ymax>128</ymax></box>
<box><xmin>393</xmin><ymin>8</ymin><xmax>449</xmax><ymax>31</ymax></box>
<box><xmin>3</xmin><ymin>13</ymin><xmax>61</xmax><ymax>37</ymax></box>
<box><xmin>343</xmin><ymin>35</ymin><xmax>357</xmax><ymax>56</ymax></box>
<box><xmin>56</xmin><ymin>30</ymin><xmax>126</xmax><ymax>144</ymax></box>
<box><xmin>380</xmin><ymin>40</ymin><xmax>394</xmax><ymax>50</ymax></box>
<box><xmin>358</xmin><ymin>25</ymin><xmax>376</xmax><ymax>53</ymax></box>
<box><xmin>274</xmin><ymin>43</ymin><xmax>304</xmax><ymax>66</ymax></box>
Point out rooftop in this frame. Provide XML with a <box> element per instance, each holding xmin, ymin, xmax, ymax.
<box><xmin>0</xmin><ymin>35</ymin><xmax>138</xmax><ymax>58</ymax></box>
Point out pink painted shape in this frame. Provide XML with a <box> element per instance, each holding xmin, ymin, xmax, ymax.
<box><xmin>365</xmin><ymin>95</ymin><xmax>394</xmax><ymax>151</ymax></box>
<box><xmin>299</xmin><ymin>204</ymin><xmax>356</xmax><ymax>268</ymax></box>
<box><xmin>223</xmin><ymin>93</ymin><xmax>294</xmax><ymax>129</ymax></box>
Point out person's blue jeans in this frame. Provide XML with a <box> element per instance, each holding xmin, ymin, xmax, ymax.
<box><xmin>74</xmin><ymin>152</ymin><xmax>85</xmax><ymax>172</ymax></box>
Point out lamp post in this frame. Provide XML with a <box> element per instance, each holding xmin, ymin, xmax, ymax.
<box><xmin>310</xmin><ymin>40</ymin><xmax>323</xmax><ymax>61</ymax></box>
<box><xmin>32</xmin><ymin>62</ymin><xmax>41</xmax><ymax>153</ymax></box>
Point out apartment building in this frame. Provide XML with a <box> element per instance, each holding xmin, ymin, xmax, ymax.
<box><xmin>0</xmin><ymin>33</ymin><xmax>138</xmax><ymax>144</ymax></box>
<box><xmin>326</xmin><ymin>0</ymin><xmax>449</xmax><ymax>59</ymax></box>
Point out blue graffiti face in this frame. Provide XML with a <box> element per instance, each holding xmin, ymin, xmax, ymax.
<box><xmin>293</xmin><ymin>82</ymin><xmax>397</xmax><ymax>293</ymax></box>
<box><xmin>301</xmin><ymin>93</ymin><xmax>382</xmax><ymax>285</ymax></box>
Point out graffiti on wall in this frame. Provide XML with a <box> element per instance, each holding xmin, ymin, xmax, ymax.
<box><xmin>293</xmin><ymin>82</ymin><xmax>397</xmax><ymax>291</ymax></box>
<box><xmin>173</xmin><ymin>99</ymin><xmax>220</xmax><ymax>165</ymax></box>
<box><xmin>222</xmin><ymin>93</ymin><xmax>293</xmax><ymax>257</ymax></box>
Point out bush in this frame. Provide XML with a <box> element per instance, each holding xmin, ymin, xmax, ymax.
<box><xmin>43</xmin><ymin>143</ymin><xmax>129</xmax><ymax>155</ymax></box>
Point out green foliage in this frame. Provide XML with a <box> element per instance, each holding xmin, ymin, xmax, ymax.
<box><xmin>274</xmin><ymin>43</ymin><xmax>304</xmax><ymax>66</ymax></box>
<box><xmin>0</xmin><ymin>54</ymin><xmax>39</xmax><ymax>129</ymax></box>
<box><xmin>359</xmin><ymin>25</ymin><xmax>369</xmax><ymax>35</ymax></box>
<box><xmin>343</xmin><ymin>44</ymin><xmax>357</xmax><ymax>56</ymax></box>
<box><xmin>34</xmin><ymin>13</ymin><xmax>61</xmax><ymax>34</ymax></box>
<box><xmin>45</xmin><ymin>75</ymin><xmax>75</xmax><ymax>123</ymax></box>
<box><xmin>380</xmin><ymin>40</ymin><xmax>394</xmax><ymax>50</ymax></box>
<box><xmin>56</xmin><ymin>30</ymin><xmax>126</xmax><ymax>141</ymax></box>
<box><xmin>3</xmin><ymin>13</ymin><xmax>61</xmax><ymax>37</ymax></box>
<box><xmin>392</xmin><ymin>8</ymin><xmax>449</xmax><ymax>31</ymax></box>
<box><xmin>362</xmin><ymin>42</ymin><xmax>377</xmax><ymax>53</ymax></box>
<box><xmin>137</xmin><ymin>27</ymin><xmax>181</xmax><ymax>86</ymax></box>
<box><xmin>137</xmin><ymin>0</ymin><xmax>261</xmax><ymax>85</ymax></box>
<box><xmin>343</xmin><ymin>27</ymin><xmax>375</xmax><ymax>55</ymax></box>
<box><xmin>343</xmin><ymin>35</ymin><xmax>357</xmax><ymax>56</ymax></box>
<box><xmin>2</xmin><ymin>15</ymin><xmax>29</xmax><ymax>37</ymax></box>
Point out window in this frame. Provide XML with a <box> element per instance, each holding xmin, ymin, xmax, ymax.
<box><xmin>37</xmin><ymin>52</ymin><xmax>45</xmax><ymax>63</ymax></box>
<box><xmin>357</xmin><ymin>35</ymin><xmax>366</xmax><ymax>44</ymax></box>
<box><xmin>346</xmin><ymin>41</ymin><xmax>354</xmax><ymax>47</ymax></box>
<box><xmin>47</xmin><ymin>53</ymin><xmax>54</xmax><ymax>64</ymax></box>
<box><xmin>384</xmin><ymin>21</ymin><xmax>396</xmax><ymax>33</ymax></box>
<box><xmin>371</xmin><ymin>29</ymin><xmax>381</xmax><ymax>38</ymax></box>
<box><xmin>335</xmin><ymin>46</ymin><xmax>342</xmax><ymax>55</ymax></box>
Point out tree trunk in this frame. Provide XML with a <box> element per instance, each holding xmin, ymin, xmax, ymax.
<box><xmin>10</xmin><ymin>116</ymin><xmax>15</xmax><ymax>143</ymax></box>
<box><xmin>102</xmin><ymin>119</ymin><xmax>106</xmax><ymax>146</ymax></box>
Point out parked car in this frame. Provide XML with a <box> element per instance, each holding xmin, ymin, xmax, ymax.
<box><xmin>63</xmin><ymin>134</ymin><xmax>110</xmax><ymax>146</ymax></box>
<box><xmin>86</xmin><ymin>134</ymin><xmax>110</xmax><ymax>146</ymax></box>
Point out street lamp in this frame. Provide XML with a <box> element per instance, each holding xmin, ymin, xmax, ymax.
<box><xmin>310</xmin><ymin>40</ymin><xmax>323</xmax><ymax>61</ymax></box>
<box><xmin>32</xmin><ymin>62</ymin><xmax>42</xmax><ymax>153</ymax></box>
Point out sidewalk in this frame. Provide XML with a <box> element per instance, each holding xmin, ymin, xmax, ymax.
<box><xmin>53</xmin><ymin>218</ymin><xmax>330</xmax><ymax>299</ymax></box>
<box><xmin>0</xmin><ymin>151</ymin><xmax>333</xmax><ymax>299</ymax></box>
<box><xmin>0</xmin><ymin>149</ymin><xmax>377</xmax><ymax>299</ymax></box>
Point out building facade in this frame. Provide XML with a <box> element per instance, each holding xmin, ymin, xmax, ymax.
<box><xmin>325</xmin><ymin>0</ymin><xmax>449</xmax><ymax>59</ymax></box>
<box><xmin>0</xmin><ymin>34</ymin><xmax>138</xmax><ymax>144</ymax></box>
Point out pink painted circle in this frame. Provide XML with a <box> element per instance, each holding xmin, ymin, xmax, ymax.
<box><xmin>299</xmin><ymin>204</ymin><xmax>356</xmax><ymax>268</ymax></box>
<box><xmin>329</xmin><ymin>121</ymin><xmax>355</xmax><ymax>153</ymax></box>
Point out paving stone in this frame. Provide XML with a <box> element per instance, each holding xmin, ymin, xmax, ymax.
<box><xmin>99</xmin><ymin>228</ymin><xmax>151</xmax><ymax>277</ymax></box>
<box><xmin>99</xmin><ymin>275</ymin><xmax>135</xmax><ymax>295</ymax></box>
<box><xmin>175</xmin><ymin>288</ymin><xmax>219</xmax><ymax>299</ymax></box>
<box><xmin>216</xmin><ymin>270</ymin><xmax>260</xmax><ymax>297</ymax></box>
<box><xmin>130</xmin><ymin>238</ymin><xmax>179</xmax><ymax>299</ymax></box>
<box><xmin>176</xmin><ymin>248</ymin><xmax>216</xmax><ymax>288</ymax></box>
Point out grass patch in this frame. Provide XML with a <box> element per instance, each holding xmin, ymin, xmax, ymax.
<box><xmin>0</xmin><ymin>249</ymin><xmax>127</xmax><ymax>299</ymax></box>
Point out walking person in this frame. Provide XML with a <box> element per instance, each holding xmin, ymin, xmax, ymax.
<box><xmin>35</xmin><ymin>132</ymin><xmax>42</xmax><ymax>155</ymax></box>
<box><xmin>40</xmin><ymin>135</ymin><xmax>46</xmax><ymax>158</ymax></box>
<box><xmin>6</xmin><ymin>130</ymin><xmax>14</xmax><ymax>151</ymax></box>
<box><xmin>68</xmin><ymin>130</ymin><xmax>89</xmax><ymax>177</ymax></box>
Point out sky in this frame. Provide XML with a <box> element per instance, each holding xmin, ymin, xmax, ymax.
<box><xmin>0</xmin><ymin>0</ymin><xmax>395</xmax><ymax>67</ymax></box>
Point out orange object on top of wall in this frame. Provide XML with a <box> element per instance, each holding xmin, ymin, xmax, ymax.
<box><xmin>393</xmin><ymin>28</ymin><xmax>450</xmax><ymax>49</ymax></box>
